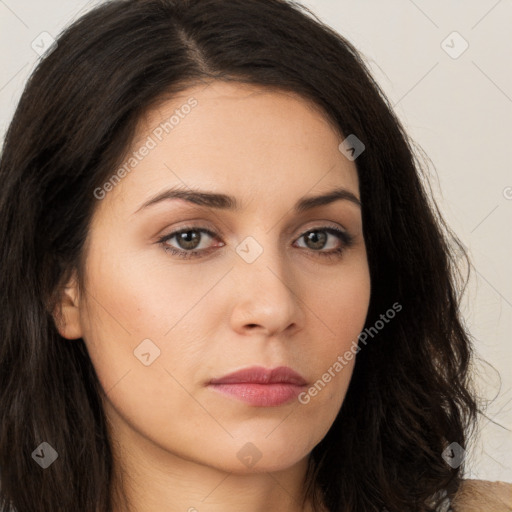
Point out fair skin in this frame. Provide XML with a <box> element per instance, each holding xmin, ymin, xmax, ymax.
<box><xmin>54</xmin><ymin>80</ymin><xmax>371</xmax><ymax>512</ymax></box>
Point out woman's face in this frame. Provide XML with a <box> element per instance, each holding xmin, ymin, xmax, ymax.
<box><xmin>57</xmin><ymin>80</ymin><xmax>371</xmax><ymax>475</ymax></box>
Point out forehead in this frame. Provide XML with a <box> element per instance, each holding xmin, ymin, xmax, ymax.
<box><xmin>95</xmin><ymin>80</ymin><xmax>359</xmax><ymax>219</ymax></box>
<box><xmin>136</xmin><ymin>80</ymin><xmax>344</xmax><ymax>141</ymax></box>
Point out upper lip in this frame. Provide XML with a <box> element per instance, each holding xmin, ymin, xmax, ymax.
<box><xmin>209</xmin><ymin>365</ymin><xmax>307</xmax><ymax>386</ymax></box>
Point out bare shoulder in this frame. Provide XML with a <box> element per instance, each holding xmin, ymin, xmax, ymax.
<box><xmin>451</xmin><ymin>479</ymin><xmax>512</xmax><ymax>511</ymax></box>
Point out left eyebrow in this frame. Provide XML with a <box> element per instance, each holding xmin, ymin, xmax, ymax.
<box><xmin>133</xmin><ymin>185</ymin><xmax>361</xmax><ymax>215</ymax></box>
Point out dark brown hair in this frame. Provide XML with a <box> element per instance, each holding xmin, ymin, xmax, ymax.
<box><xmin>0</xmin><ymin>0</ymin><xmax>490</xmax><ymax>510</ymax></box>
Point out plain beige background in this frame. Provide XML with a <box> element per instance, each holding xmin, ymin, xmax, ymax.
<box><xmin>0</xmin><ymin>0</ymin><xmax>510</xmax><ymax>481</ymax></box>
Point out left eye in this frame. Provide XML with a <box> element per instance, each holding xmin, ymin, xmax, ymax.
<box><xmin>161</xmin><ymin>227</ymin><xmax>218</xmax><ymax>253</ymax></box>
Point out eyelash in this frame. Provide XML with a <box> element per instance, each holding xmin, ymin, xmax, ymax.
<box><xmin>157</xmin><ymin>225</ymin><xmax>355</xmax><ymax>261</ymax></box>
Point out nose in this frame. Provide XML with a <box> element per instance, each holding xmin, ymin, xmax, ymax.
<box><xmin>229</xmin><ymin>236</ymin><xmax>305</xmax><ymax>337</ymax></box>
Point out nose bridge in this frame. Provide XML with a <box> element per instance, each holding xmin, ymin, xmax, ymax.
<box><xmin>235</xmin><ymin>231</ymin><xmax>288</xmax><ymax>288</ymax></box>
<box><xmin>230</xmin><ymin>230</ymin><xmax>302</xmax><ymax>333</ymax></box>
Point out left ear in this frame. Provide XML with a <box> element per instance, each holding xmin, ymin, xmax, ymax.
<box><xmin>51</xmin><ymin>269</ymin><xmax>83</xmax><ymax>340</ymax></box>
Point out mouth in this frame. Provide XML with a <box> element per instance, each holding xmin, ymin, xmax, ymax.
<box><xmin>208</xmin><ymin>365</ymin><xmax>308</xmax><ymax>407</ymax></box>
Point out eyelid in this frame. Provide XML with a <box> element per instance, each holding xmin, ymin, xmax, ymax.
<box><xmin>158</xmin><ymin>220</ymin><xmax>350</xmax><ymax>243</ymax></box>
<box><xmin>296</xmin><ymin>220</ymin><xmax>349</xmax><ymax>235</ymax></box>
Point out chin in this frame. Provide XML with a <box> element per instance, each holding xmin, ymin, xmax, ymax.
<box><xmin>210</xmin><ymin>436</ymin><xmax>314</xmax><ymax>475</ymax></box>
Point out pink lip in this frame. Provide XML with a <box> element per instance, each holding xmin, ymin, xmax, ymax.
<box><xmin>208</xmin><ymin>366</ymin><xmax>307</xmax><ymax>407</ymax></box>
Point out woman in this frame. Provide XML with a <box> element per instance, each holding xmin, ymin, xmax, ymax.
<box><xmin>0</xmin><ymin>0</ymin><xmax>509</xmax><ymax>511</ymax></box>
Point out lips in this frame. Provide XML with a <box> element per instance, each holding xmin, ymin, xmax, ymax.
<box><xmin>209</xmin><ymin>365</ymin><xmax>307</xmax><ymax>386</ymax></box>
<box><xmin>208</xmin><ymin>365</ymin><xmax>308</xmax><ymax>407</ymax></box>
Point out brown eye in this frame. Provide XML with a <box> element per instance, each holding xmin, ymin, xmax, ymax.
<box><xmin>158</xmin><ymin>227</ymin><xmax>220</xmax><ymax>259</ymax></box>
<box><xmin>294</xmin><ymin>227</ymin><xmax>354</xmax><ymax>259</ymax></box>
<box><xmin>302</xmin><ymin>230</ymin><xmax>328</xmax><ymax>250</ymax></box>
<box><xmin>173</xmin><ymin>230</ymin><xmax>203</xmax><ymax>250</ymax></box>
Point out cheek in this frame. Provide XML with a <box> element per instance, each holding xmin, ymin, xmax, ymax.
<box><xmin>309</xmin><ymin>259</ymin><xmax>371</xmax><ymax>342</ymax></box>
<box><xmin>79</xmin><ymin>275</ymin><xmax>206</xmax><ymax>443</ymax></box>
<box><xmin>81</xmin><ymin>240</ymin><xmax>203</xmax><ymax>343</ymax></box>
<box><xmin>299</xmin><ymin>262</ymin><xmax>370</xmax><ymax>400</ymax></box>
<box><xmin>78</xmin><ymin>247</ymin><xmax>215</xmax><ymax>401</ymax></box>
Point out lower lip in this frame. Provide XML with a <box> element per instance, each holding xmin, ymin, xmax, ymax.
<box><xmin>208</xmin><ymin>382</ymin><xmax>305</xmax><ymax>406</ymax></box>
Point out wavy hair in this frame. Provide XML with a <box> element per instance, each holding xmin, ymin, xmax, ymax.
<box><xmin>0</xmin><ymin>0</ymin><xmax>487</xmax><ymax>510</ymax></box>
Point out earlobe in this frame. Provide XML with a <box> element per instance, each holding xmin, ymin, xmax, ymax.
<box><xmin>52</xmin><ymin>271</ymin><xmax>83</xmax><ymax>340</ymax></box>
